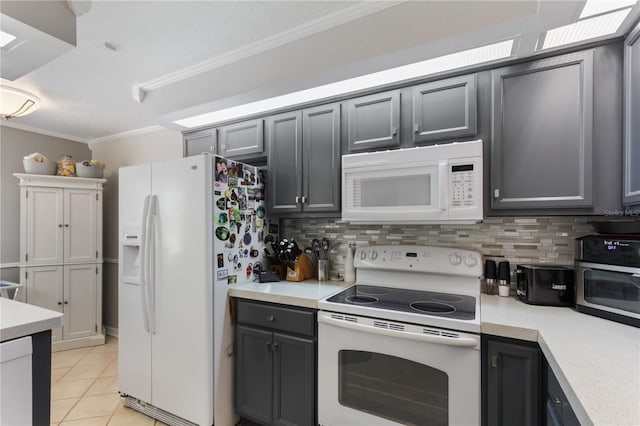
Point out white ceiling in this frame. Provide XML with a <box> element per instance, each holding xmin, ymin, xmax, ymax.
<box><xmin>1</xmin><ymin>0</ymin><xmax>639</xmax><ymax>143</ymax></box>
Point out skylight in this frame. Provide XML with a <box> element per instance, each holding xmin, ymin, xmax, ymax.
<box><xmin>0</xmin><ymin>30</ymin><xmax>16</xmax><ymax>48</ymax></box>
<box><xmin>539</xmin><ymin>1</ymin><xmax>636</xmax><ymax>50</ymax></box>
<box><xmin>174</xmin><ymin>39</ymin><xmax>514</xmax><ymax>128</ymax></box>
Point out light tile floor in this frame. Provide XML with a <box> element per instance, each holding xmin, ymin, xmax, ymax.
<box><xmin>50</xmin><ymin>336</ymin><xmax>167</xmax><ymax>425</ymax></box>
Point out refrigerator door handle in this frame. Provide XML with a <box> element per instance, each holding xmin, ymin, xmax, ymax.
<box><xmin>147</xmin><ymin>194</ymin><xmax>158</xmax><ymax>333</ymax></box>
<box><xmin>140</xmin><ymin>195</ymin><xmax>151</xmax><ymax>332</ymax></box>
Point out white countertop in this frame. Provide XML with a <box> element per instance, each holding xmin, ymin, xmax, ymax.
<box><xmin>0</xmin><ymin>298</ymin><xmax>63</xmax><ymax>342</ymax></box>
<box><xmin>481</xmin><ymin>294</ymin><xmax>640</xmax><ymax>426</ymax></box>
<box><xmin>229</xmin><ymin>279</ymin><xmax>349</xmax><ymax>308</ymax></box>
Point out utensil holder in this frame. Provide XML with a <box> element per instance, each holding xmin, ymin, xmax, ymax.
<box><xmin>318</xmin><ymin>259</ymin><xmax>329</xmax><ymax>281</ymax></box>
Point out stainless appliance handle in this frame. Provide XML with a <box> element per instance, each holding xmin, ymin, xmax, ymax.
<box><xmin>140</xmin><ymin>195</ymin><xmax>151</xmax><ymax>332</ymax></box>
<box><xmin>576</xmin><ymin>261</ymin><xmax>640</xmax><ymax>275</ymax></box>
<box><xmin>319</xmin><ymin>313</ymin><xmax>479</xmax><ymax>347</ymax></box>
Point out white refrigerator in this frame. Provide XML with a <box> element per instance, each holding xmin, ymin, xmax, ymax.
<box><xmin>118</xmin><ymin>154</ymin><xmax>271</xmax><ymax>426</ymax></box>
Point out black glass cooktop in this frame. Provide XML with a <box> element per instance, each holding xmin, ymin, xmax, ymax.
<box><xmin>326</xmin><ymin>285</ymin><xmax>476</xmax><ymax>321</ymax></box>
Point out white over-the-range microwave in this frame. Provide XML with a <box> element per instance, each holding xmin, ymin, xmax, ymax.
<box><xmin>342</xmin><ymin>139</ymin><xmax>483</xmax><ymax>224</ymax></box>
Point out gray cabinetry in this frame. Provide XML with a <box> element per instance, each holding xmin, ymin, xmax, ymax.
<box><xmin>545</xmin><ymin>362</ymin><xmax>579</xmax><ymax>426</ymax></box>
<box><xmin>346</xmin><ymin>90</ymin><xmax>400</xmax><ymax>152</ymax></box>
<box><xmin>219</xmin><ymin>118</ymin><xmax>265</xmax><ymax>159</ymax></box>
<box><xmin>625</xmin><ymin>22</ymin><xmax>640</xmax><ymax>206</ymax></box>
<box><xmin>183</xmin><ymin>128</ymin><xmax>217</xmax><ymax>157</ymax></box>
<box><xmin>268</xmin><ymin>103</ymin><xmax>340</xmax><ymax>215</ymax></box>
<box><xmin>412</xmin><ymin>74</ymin><xmax>477</xmax><ymax>144</ymax></box>
<box><xmin>482</xmin><ymin>335</ymin><xmax>542</xmax><ymax>426</ymax></box>
<box><xmin>491</xmin><ymin>50</ymin><xmax>594</xmax><ymax>210</ymax></box>
<box><xmin>235</xmin><ymin>300</ymin><xmax>316</xmax><ymax>426</ymax></box>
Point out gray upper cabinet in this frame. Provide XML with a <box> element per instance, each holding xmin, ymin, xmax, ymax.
<box><xmin>346</xmin><ymin>90</ymin><xmax>400</xmax><ymax>152</ymax></box>
<box><xmin>268</xmin><ymin>111</ymin><xmax>303</xmax><ymax>214</ymax></box>
<box><xmin>183</xmin><ymin>128</ymin><xmax>217</xmax><ymax>157</ymax></box>
<box><xmin>219</xmin><ymin>118</ymin><xmax>265</xmax><ymax>159</ymax></box>
<box><xmin>624</xmin><ymin>22</ymin><xmax>640</xmax><ymax>206</ymax></box>
<box><xmin>302</xmin><ymin>104</ymin><xmax>341</xmax><ymax>212</ymax></box>
<box><xmin>268</xmin><ymin>103</ymin><xmax>341</xmax><ymax>215</ymax></box>
<box><xmin>412</xmin><ymin>74</ymin><xmax>477</xmax><ymax>144</ymax></box>
<box><xmin>490</xmin><ymin>50</ymin><xmax>594</xmax><ymax>210</ymax></box>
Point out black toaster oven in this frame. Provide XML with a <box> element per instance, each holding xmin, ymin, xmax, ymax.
<box><xmin>516</xmin><ymin>264</ymin><xmax>575</xmax><ymax>307</ymax></box>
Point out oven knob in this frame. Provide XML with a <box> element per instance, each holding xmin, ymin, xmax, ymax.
<box><xmin>464</xmin><ymin>256</ymin><xmax>478</xmax><ymax>267</ymax></box>
<box><xmin>360</xmin><ymin>251</ymin><xmax>367</xmax><ymax>260</ymax></box>
<box><xmin>369</xmin><ymin>250</ymin><xmax>378</xmax><ymax>260</ymax></box>
<box><xmin>449</xmin><ymin>254</ymin><xmax>462</xmax><ymax>265</ymax></box>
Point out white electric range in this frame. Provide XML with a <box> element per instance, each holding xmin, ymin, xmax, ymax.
<box><xmin>317</xmin><ymin>244</ymin><xmax>483</xmax><ymax>426</ymax></box>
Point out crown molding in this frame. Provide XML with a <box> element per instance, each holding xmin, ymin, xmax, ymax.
<box><xmin>132</xmin><ymin>1</ymin><xmax>404</xmax><ymax>102</ymax></box>
<box><xmin>88</xmin><ymin>125</ymin><xmax>167</xmax><ymax>149</ymax></box>
<box><xmin>0</xmin><ymin>120</ymin><xmax>89</xmax><ymax>143</ymax></box>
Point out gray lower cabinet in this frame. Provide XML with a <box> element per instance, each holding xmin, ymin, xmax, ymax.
<box><xmin>624</xmin><ymin>22</ymin><xmax>640</xmax><ymax>206</ymax></box>
<box><xmin>412</xmin><ymin>74</ymin><xmax>477</xmax><ymax>144</ymax></box>
<box><xmin>346</xmin><ymin>90</ymin><xmax>400</xmax><ymax>152</ymax></box>
<box><xmin>545</xmin><ymin>362</ymin><xmax>579</xmax><ymax>426</ymax></box>
<box><xmin>183</xmin><ymin>128</ymin><xmax>217</xmax><ymax>157</ymax></box>
<box><xmin>482</xmin><ymin>335</ymin><xmax>542</xmax><ymax>426</ymax></box>
<box><xmin>235</xmin><ymin>300</ymin><xmax>316</xmax><ymax>426</ymax></box>
<box><xmin>219</xmin><ymin>118</ymin><xmax>265</xmax><ymax>159</ymax></box>
<box><xmin>268</xmin><ymin>103</ymin><xmax>340</xmax><ymax>214</ymax></box>
<box><xmin>490</xmin><ymin>50</ymin><xmax>594</xmax><ymax>210</ymax></box>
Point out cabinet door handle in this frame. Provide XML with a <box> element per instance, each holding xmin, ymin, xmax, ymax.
<box><xmin>272</xmin><ymin>342</ymin><xmax>279</xmax><ymax>352</ymax></box>
<box><xmin>491</xmin><ymin>354</ymin><xmax>498</xmax><ymax>368</ymax></box>
<box><xmin>301</xmin><ymin>195</ymin><xmax>307</xmax><ymax>204</ymax></box>
<box><xmin>58</xmin><ymin>302</ymin><xmax>62</xmax><ymax>306</ymax></box>
<box><xmin>392</xmin><ymin>127</ymin><xmax>398</xmax><ymax>136</ymax></box>
<box><xmin>65</xmin><ymin>224</ymin><xmax>69</xmax><ymax>228</ymax></box>
<box><xmin>209</xmin><ymin>146</ymin><xmax>216</xmax><ymax>153</ymax></box>
<box><xmin>58</xmin><ymin>224</ymin><xmax>63</xmax><ymax>228</ymax></box>
<box><xmin>414</xmin><ymin>124</ymin><xmax>420</xmax><ymax>134</ymax></box>
<box><xmin>494</xmin><ymin>189</ymin><xmax>500</xmax><ymax>199</ymax></box>
<box><xmin>295</xmin><ymin>196</ymin><xmax>301</xmax><ymax>204</ymax></box>
<box><xmin>266</xmin><ymin>341</ymin><xmax>272</xmax><ymax>350</ymax></box>
<box><xmin>64</xmin><ymin>301</ymin><xmax>68</xmax><ymax>305</ymax></box>
<box><xmin>266</xmin><ymin>315</ymin><xmax>275</xmax><ymax>322</ymax></box>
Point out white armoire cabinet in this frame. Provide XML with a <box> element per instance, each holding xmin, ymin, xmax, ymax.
<box><xmin>15</xmin><ymin>174</ymin><xmax>106</xmax><ymax>351</ymax></box>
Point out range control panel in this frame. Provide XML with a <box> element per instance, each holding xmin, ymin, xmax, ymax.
<box><xmin>355</xmin><ymin>245</ymin><xmax>483</xmax><ymax>278</ymax></box>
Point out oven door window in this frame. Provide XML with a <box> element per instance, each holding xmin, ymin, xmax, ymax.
<box><xmin>339</xmin><ymin>350</ymin><xmax>448</xmax><ymax>426</ymax></box>
<box><xmin>583</xmin><ymin>269</ymin><xmax>640</xmax><ymax>314</ymax></box>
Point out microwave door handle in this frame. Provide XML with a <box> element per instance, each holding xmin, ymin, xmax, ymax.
<box><xmin>439</xmin><ymin>163</ymin><xmax>448</xmax><ymax>211</ymax></box>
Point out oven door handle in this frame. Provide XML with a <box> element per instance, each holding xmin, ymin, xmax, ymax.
<box><xmin>319</xmin><ymin>314</ymin><xmax>480</xmax><ymax>348</ymax></box>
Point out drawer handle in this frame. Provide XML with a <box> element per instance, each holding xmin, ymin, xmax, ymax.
<box><xmin>266</xmin><ymin>315</ymin><xmax>275</xmax><ymax>322</ymax></box>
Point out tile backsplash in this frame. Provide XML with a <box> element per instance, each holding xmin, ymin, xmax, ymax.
<box><xmin>282</xmin><ymin>216</ymin><xmax>596</xmax><ymax>280</ymax></box>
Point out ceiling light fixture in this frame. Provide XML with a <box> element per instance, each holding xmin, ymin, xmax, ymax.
<box><xmin>174</xmin><ymin>39</ymin><xmax>514</xmax><ymax>128</ymax></box>
<box><xmin>580</xmin><ymin>0</ymin><xmax>637</xmax><ymax>19</ymax></box>
<box><xmin>0</xmin><ymin>30</ymin><xmax>17</xmax><ymax>47</ymax></box>
<box><xmin>0</xmin><ymin>86</ymin><xmax>41</xmax><ymax>120</ymax></box>
<box><xmin>539</xmin><ymin>2</ymin><xmax>636</xmax><ymax>50</ymax></box>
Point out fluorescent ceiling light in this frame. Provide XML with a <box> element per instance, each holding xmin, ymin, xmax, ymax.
<box><xmin>540</xmin><ymin>6</ymin><xmax>633</xmax><ymax>50</ymax></box>
<box><xmin>580</xmin><ymin>0</ymin><xmax>637</xmax><ymax>19</ymax></box>
<box><xmin>0</xmin><ymin>30</ymin><xmax>17</xmax><ymax>47</ymax></box>
<box><xmin>175</xmin><ymin>39</ymin><xmax>514</xmax><ymax>128</ymax></box>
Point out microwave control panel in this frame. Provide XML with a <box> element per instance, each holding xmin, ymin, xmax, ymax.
<box><xmin>450</xmin><ymin>163</ymin><xmax>476</xmax><ymax>208</ymax></box>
